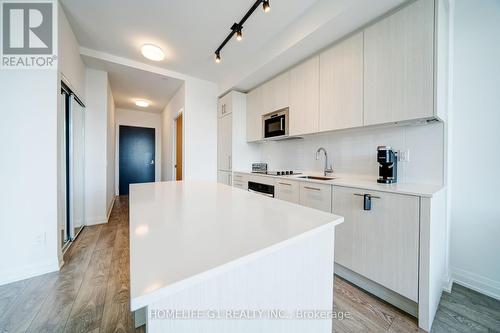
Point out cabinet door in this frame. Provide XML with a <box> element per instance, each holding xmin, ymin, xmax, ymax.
<box><xmin>218</xmin><ymin>93</ymin><xmax>232</xmax><ymax>118</ymax></box>
<box><xmin>319</xmin><ymin>33</ymin><xmax>363</xmax><ymax>131</ymax></box>
<box><xmin>275</xmin><ymin>179</ymin><xmax>300</xmax><ymax>204</ymax></box>
<box><xmin>290</xmin><ymin>56</ymin><xmax>319</xmax><ymax>136</ymax></box>
<box><xmin>217</xmin><ymin>171</ymin><xmax>231</xmax><ymax>185</ymax></box>
<box><xmin>246</xmin><ymin>87</ymin><xmax>263</xmax><ymax>142</ymax></box>
<box><xmin>232</xmin><ymin>173</ymin><xmax>248</xmax><ymax>190</ymax></box>
<box><xmin>364</xmin><ymin>0</ymin><xmax>434</xmax><ymax>125</ymax></box>
<box><xmin>333</xmin><ymin>186</ymin><xmax>419</xmax><ymax>301</ymax></box>
<box><xmin>217</xmin><ymin>113</ymin><xmax>232</xmax><ymax>171</ymax></box>
<box><xmin>299</xmin><ymin>182</ymin><xmax>332</xmax><ymax>212</ymax></box>
<box><xmin>262</xmin><ymin>71</ymin><xmax>290</xmax><ymax>114</ymax></box>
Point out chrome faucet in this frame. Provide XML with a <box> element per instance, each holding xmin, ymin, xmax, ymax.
<box><xmin>316</xmin><ymin>147</ymin><xmax>334</xmax><ymax>176</ymax></box>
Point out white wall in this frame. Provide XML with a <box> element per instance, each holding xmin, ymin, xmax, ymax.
<box><xmin>183</xmin><ymin>79</ymin><xmax>218</xmax><ymax>181</ymax></box>
<box><xmin>58</xmin><ymin>5</ymin><xmax>86</xmax><ymax>100</ymax></box>
<box><xmin>256</xmin><ymin>122</ymin><xmax>444</xmax><ymax>185</ymax></box>
<box><xmin>106</xmin><ymin>83</ymin><xmax>116</xmax><ymax>214</ymax></box>
<box><xmin>448</xmin><ymin>0</ymin><xmax>500</xmax><ymax>299</ymax></box>
<box><xmin>115</xmin><ymin>108</ymin><xmax>163</xmax><ymax>192</ymax></box>
<box><xmin>161</xmin><ymin>85</ymin><xmax>185</xmax><ymax>181</ymax></box>
<box><xmin>84</xmin><ymin>69</ymin><xmax>109</xmax><ymax>225</ymax></box>
<box><xmin>0</xmin><ymin>69</ymin><xmax>59</xmax><ymax>285</ymax></box>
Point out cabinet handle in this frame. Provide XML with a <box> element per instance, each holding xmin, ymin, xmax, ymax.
<box><xmin>353</xmin><ymin>193</ymin><xmax>380</xmax><ymax>211</ymax></box>
<box><xmin>353</xmin><ymin>193</ymin><xmax>380</xmax><ymax>199</ymax></box>
<box><xmin>278</xmin><ymin>182</ymin><xmax>292</xmax><ymax>186</ymax></box>
<box><xmin>304</xmin><ymin>186</ymin><xmax>321</xmax><ymax>191</ymax></box>
<box><xmin>228</xmin><ymin>155</ymin><xmax>232</xmax><ymax>169</ymax></box>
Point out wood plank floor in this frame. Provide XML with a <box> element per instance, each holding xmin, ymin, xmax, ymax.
<box><xmin>0</xmin><ymin>196</ymin><xmax>498</xmax><ymax>332</ymax></box>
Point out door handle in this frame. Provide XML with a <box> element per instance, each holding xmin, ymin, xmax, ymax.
<box><xmin>280</xmin><ymin>118</ymin><xmax>284</xmax><ymax>131</ymax></box>
<box><xmin>150</xmin><ymin>160</ymin><xmax>154</xmax><ymax>165</ymax></box>
<box><xmin>304</xmin><ymin>186</ymin><xmax>321</xmax><ymax>191</ymax></box>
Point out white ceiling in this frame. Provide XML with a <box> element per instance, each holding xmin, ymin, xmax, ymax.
<box><xmin>61</xmin><ymin>0</ymin><xmax>407</xmax><ymax>94</ymax></box>
<box><xmin>82</xmin><ymin>55</ymin><xmax>183</xmax><ymax>113</ymax></box>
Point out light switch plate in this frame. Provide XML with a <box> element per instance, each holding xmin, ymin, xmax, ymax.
<box><xmin>399</xmin><ymin>149</ymin><xmax>410</xmax><ymax>162</ymax></box>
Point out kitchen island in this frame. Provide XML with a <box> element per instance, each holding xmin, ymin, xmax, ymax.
<box><xmin>129</xmin><ymin>181</ymin><xmax>343</xmax><ymax>333</ymax></box>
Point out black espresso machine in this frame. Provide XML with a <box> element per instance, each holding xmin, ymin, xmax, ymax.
<box><xmin>377</xmin><ymin>146</ymin><xmax>398</xmax><ymax>184</ymax></box>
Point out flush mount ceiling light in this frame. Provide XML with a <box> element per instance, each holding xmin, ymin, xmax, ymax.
<box><xmin>135</xmin><ymin>100</ymin><xmax>150</xmax><ymax>108</ymax></box>
<box><xmin>141</xmin><ymin>44</ymin><xmax>165</xmax><ymax>61</ymax></box>
<box><xmin>214</xmin><ymin>0</ymin><xmax>270</xmax><ymax>63</ymax></box>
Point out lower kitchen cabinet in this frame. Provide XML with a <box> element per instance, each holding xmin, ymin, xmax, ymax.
<box><xmin>333</xmin><ymin>186</ymin><xmax>419</xmax><ymax>301</ymax></box>
<box><xmin>217</xmin><ymin>171</ymin><xmax>232</xmax><ymax>186</ymax></box>
<box><xmin>232</xmin><ymin>173</ymin><xmax>248</xmax><ymax>190</ymax></box>
<box><xmin>299</xmin><ymin>182</ymin><xmax>332</xmax><ymax>212</ymax></box>
<box><xmin>275</xmin><ymin>179</ymin><xmax>300</xmax><ymax>204</ymax></box>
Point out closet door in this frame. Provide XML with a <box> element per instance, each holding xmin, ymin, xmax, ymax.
<box><xmin>70</xmin><ymin>96</ymin><xmax>85</xmax><ymax>238</ymax></box>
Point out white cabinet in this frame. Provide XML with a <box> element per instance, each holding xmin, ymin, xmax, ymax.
<box><xmin>232</xmin><ymin>172</ymin><xmax>248</xmax><ymax>190</ymax></box>
<box><xmin>217</xmin><ymin>113</ymin><xmax>232</xmax><ymax>171</ymax></box>
<box><xmin>319</xmin><ymin>32</ymin><xmax>363</xmax><ymax>131</ymax></box>
<box><xmin>217</xmin><ymin>171</ymin><xmax>232</xmax><ymax>186</ymax></box>
<box><xmin>261</xmin><ymin>71</ymin><xmax>290</xmax><ymax>115</ymax></box>
<box><xmin>364</xmin><ymin>0</ymin><xmax>434</xmax><ymax>125</ymax></box>
<box><xmin>246</xmin><ymin>87</ymin><xmax>263</xmax><ymax>142</ymax></box>
<box><xmin>299</xmin><ymin>182</ymin><xmax>332</xmax><ymax>213</ymax></box>
<box><xmin>218</xmin><ymin>93</ymin><xmax>232</xmax><ymax>118</ymax></box>
<box><xmin>275</xmin><ymin>179</ymin><xmax>300</xmax><ymax>204</ymax></box>
<box><xmin>290</xmin><ymin>56</ymin><xmax>320</xmax><ymax>136</ymax></box>
<box><xmin>333</xmin><ymin>186</ymin><xmax>419</xmax><ymax>301</ymax></box>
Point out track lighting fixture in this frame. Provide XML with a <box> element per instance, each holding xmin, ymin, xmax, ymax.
<box><xmin>214</xmin><ymin>0</ymin><xmax>271</xmax><ymax>63</ymax></box>
<box><xmin>236</xmin><ymin>26</ymin><xmax>243</xmax><ymax>41</ymax></box>
<box><xmin>262</xmin><ymin>0</ymin><xmax>271</xmax><ymax>12</ymax></box>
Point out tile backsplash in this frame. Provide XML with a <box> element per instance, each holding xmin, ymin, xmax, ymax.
<box><xmin>257</xmin><ymin>122</ymin><xmax>444</xmax><ymax>185</ymax></box>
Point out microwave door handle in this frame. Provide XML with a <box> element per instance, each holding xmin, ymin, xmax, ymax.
<box><xmin>280</xmin><ymin>118</ymin><xmax>284</xmax><ymax>131</ymax></box>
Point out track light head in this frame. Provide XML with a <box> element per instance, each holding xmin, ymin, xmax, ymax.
<box><xmin>262</xmin><ymin>0</ymin><xmax>270</xmax><ymax>13</ymax></box>
<box><xmin>215</xmin><ymin>52</ymin><xmax>221</xmax><ymax>63</ymax></box>
<box><xmin>236</xmin><ymin>27</ymin><xmax>243</xmax><ymax>41</ymax></box>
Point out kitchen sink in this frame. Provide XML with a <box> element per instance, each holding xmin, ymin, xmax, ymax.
<box><xmin>297</xmin><ymin>175</ymin><xmax>335</xmax><ymax>181</ymax></box>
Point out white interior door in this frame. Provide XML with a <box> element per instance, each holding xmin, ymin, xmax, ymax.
<box><xmin>70</xmin><ymin>96</ymin><xmax>85</xmax><ymax>238</ymax></box>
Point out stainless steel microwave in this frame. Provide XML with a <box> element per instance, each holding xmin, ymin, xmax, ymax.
<box><xmin>263</xmin><ymin>108</ymin><xmax>289</xmax><ymax>139</ymax></box>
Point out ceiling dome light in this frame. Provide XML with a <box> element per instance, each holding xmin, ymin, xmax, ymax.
<box><xmin>215</xmin><ymin>52</ymin><xmax>221</xmax><ymax>64</ymax></box>
<box><xmin>135</xmin><ymin>100</ymin><xmax>150</xmax><ymax>108</ymax></box>
<box><xmin>141</xmin><ymin>44</ymin><xmax>165</xmax><ymax>61</ymax></box>
<box><xmin>262</xmin><ymin>0</ymin><xmax>270</xmax><ymax>13</ymax></box>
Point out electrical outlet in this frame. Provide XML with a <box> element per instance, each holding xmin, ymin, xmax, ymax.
<box><xmin>33</xmin><ymin>233</ymin><xmax>47</xmax><ymax>246</ymax></box>
<box><xmin>399</xmin><ymin>149</ymin><xmax>410</xmax><ymax>162</ymax></box>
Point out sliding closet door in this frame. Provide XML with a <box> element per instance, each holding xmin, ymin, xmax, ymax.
<box><xmin>70</xmin><ymin>96</ymin><xmax>85</xmax><ymax>238</ymax></box>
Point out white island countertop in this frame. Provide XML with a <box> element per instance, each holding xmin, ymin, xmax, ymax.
<box><xmin>129</xmin><ymin>181</ymin><xmax>343</xmax><ymax>311</ymax></box>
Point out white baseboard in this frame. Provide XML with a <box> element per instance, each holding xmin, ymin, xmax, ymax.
<box><xmin>106</xmin><ymin>195</ymin><xmax>117</xmax><ymax>222</ymax></box>
<box><xmin>86</xmin><ymin>217</ymin><xmax>108</xmax><ymax>226</ymax></box>
<box><xmin>443</xmin><ymin>274</ymin><xmax>453</xmax><ymax>293</ymax></box>
<box><xmin>451</xmin><ymin>266</ymin><xmax>500</xmax><ymax>301</ymax></box>
<box><xmin>0</xmin><ymin>260</ymin><xmax>59</xmax><ymax>286</ymax></box>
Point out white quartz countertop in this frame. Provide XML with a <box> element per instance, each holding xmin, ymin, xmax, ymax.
<box><xmin>129</xmin><ymin>181</ymin><xmax>343</xmax><ymax>310</ymax></box>
<box><xmin>236</xmin><ymin>171</ymin><xmax>444</xmax><ymax>198</ymax></box>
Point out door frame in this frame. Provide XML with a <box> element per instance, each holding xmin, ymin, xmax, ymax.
<box><xmin>173</xmin><ymin>108</ymin><xmax>184</xmax><ymax>180</ymax></box>
<box><xmin>115</xmin><ymin>122</ymin><xmax>161</xmax><ymax>195</ymax></box>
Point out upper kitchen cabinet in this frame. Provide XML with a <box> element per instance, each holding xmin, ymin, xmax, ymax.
<box><xmin>246</xmin><ymin>86</ymin><xmax>263</xmax><ymax>142</ymax></box>
<box><xmin>218</xmin><ymin>93</ymin><xmax>232</xmax><ymax>118</ymax></box>
<box><xmin>290</xmin><ymin>56</ymin><xmax>320</xmax><ymax>136</ymax></box>
<box><xmin>319</xmin><ymin>32</ymin><xmax>363</xmax><ymax>132</ymax></box>
<box><xmin>364</xmin><ymin>0</ymin><xmax>435</xmax><ymax>125</ymax></box>
<box><xmin>261</xmin><ymin>71</ymin><xmax>290</xmax><ymax>115</ymax></box>
<box><xmin>217</xmin><ymin>113</ymin><xmax>232</xmax><ymax>171</ymax></box>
